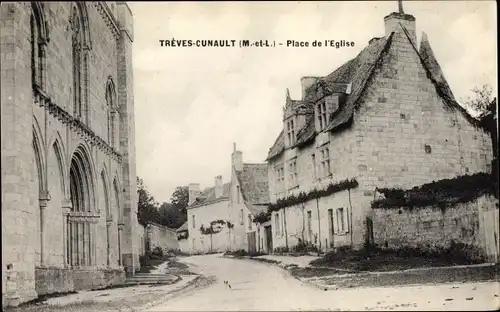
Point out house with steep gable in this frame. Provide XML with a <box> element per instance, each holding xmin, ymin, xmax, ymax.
<box><xmin>185</xmin><ymin>144</ymin><xmax>270</xmax><ymax>254</ymax></box>
<box><xmin>262</xmin><ymin>4</ymin><xmax>493</xmax><ymax>253</ymax></box>
<box><xmin>186</xmin><ymin>177</ymin><xmax>232</xmax><ymax>254</ymax></box>
<box><xmin>229</xmin><ymin>144</ymin><xmax>270</xmax><ymax>252</ymax></box>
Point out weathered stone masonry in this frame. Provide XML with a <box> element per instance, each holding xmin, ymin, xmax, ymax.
<box><xmin>1</xmin><ymin>2</ymin><xmax>139</xmax><ymax>308</ymax></box>
<box><xmin>264</xmin><ymin>8</ymin><xmax>493</xmax><ymax>253</ymax></box>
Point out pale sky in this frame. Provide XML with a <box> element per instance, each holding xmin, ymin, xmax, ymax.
<box><xmin>128</xmin><ymin>1</ymin><xmax>497</xmax><ymax>203</ymax></box>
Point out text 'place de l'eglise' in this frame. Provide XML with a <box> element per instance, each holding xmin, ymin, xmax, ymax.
<box><xmin>1</xmin><ymin>1</ymin><xmax>498</xmax><ymax>309</ymax></box>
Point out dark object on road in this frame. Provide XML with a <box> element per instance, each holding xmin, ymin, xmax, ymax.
<box><xmin>466</xmin><ymin>297</ymin><xmax>473</xmax><ymax>301</ymax></box>
<box><xmin>445</xmin><ymin>298</ymin><xmax>454</xmax><ymax>301</ymax></box>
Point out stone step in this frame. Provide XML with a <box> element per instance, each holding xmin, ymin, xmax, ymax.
<box><xmin>124</xmin><ymin>281</ymin><xmax>173</xmax><ymax>286</ymax></box>
<box><xmin>134</xmin><ymin>273</ymin><xmax>171</xmax><ymax>277</ymax></box>
<box><xmin>125</xmin><ymin>274</ymin><xmax>179</xmax><ymax>285</ymax></box>
<box><xmin>126</xmin><ymin>274</ymin><xmax>178</xmax><ymax>283</ymax></box>
<box><xmin>126</xmin><ymin>277</ymin><xmax>176</xmax><ymax>282</ymax></box>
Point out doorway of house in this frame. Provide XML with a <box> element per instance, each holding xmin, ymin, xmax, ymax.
<box><xmin>365</xmin><ymin>217</ymin><xmax>374</xmax><ymax>248</ymax></box>
<box><xmin>247</xmin><ymin>232</ymin><xmax>257</xmax><ymax>253</ymax></box>
<box><xmin>264</xmin><ymin>225</ymin><xmax>273</xmax><ymax>253</ymax></box>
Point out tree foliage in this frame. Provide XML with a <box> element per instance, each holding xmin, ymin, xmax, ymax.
<box><xmin>170</xmin><ymin>186</ymin><xmax>189</xmax><ymax>213</ymax></box>
<box><xmin>137</xmin><ymin>177</ymin><xmax>160</xmax><ymax>226</ymax></box>
<box><xmin>158</xmin><ymin>202</ymin><xmax>186</xmax><ymax>229</ymax></box>
<box><xmin>463</xmin><ymin>85</ymin><xmax>495</xmax><ymax>118</ymax></box>
<box><xmin>463</xmin><ymin>84</ymin><xmax>498</xmax><ymax>179</ymax></box>
<box><xmin>137</xmin><ymin>178</ymin><xmax>188</xmax><ymax>229</ymax></box>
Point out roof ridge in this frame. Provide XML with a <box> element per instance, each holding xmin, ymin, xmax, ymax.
<box><xmin>401</xmin><ymin>26</ymin><xmax>481</xmax><ymax>129</ymax></box>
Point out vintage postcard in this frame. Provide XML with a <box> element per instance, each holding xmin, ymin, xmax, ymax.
<box><xmin>1</xmin><ymin>1</ymin><xmax>498</xmax><ymax>311</ymax></box>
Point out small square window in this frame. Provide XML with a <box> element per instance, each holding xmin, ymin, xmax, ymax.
<box><xmin>424</xmin><ymin>144</ymin><xmax>432</xmax><ymax>154</ymax></box>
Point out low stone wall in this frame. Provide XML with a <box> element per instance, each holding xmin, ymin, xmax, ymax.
<box><xmin>35</xmin><ymin>267</ymin><xmax>74</xmax><ymax>296</ymax></box>
<box><xmin>146</xmin><ymin>222</ymin><xmax>179</xmax><ymax>253</ymax></box>
<box><xmin>372</xmin><ymin>194</ymin><xmax>499</xmax><ymax>262</ymax></box>
<box><xmin>35</xmin><ymin>266</ymin><xmax>125</xmax><ymax>296</ymax></box>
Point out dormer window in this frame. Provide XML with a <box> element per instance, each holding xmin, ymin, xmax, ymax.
<box><xmin>317</xmin><ymin>102</ymin><xmax>328</xmax><ymax>131</ymax></box>
<box><xmin>286</xmin><ymin>118</ymin><xmax>296</xmax><ymax>146</ymax></box>
<box><xmin>316</xmin><ymin>95</ymin><xmax>341</xmax><ymax>132</ymax></box>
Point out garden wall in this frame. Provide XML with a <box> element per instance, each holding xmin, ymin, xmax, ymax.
<box><xmin>372</xmin><ymin>194</ymin><xmax>499</xmax><ymax>262</ymax></box>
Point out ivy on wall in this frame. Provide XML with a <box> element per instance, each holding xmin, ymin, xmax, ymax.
<box><xmin>253</xmin><ymin>211</ymin><xmax>271</xmax><ymax>224</ymax></box>
<box><xmin>372</xmin><ymin>172</ymin><xmax>498</xmax><ymax>210</ymax></box>
<box><xmin>199</xmin><ymin>219</ymin><xmax>230</xmax><ymax>235</ymax></box>
<box><xmin>268</xmin><ymin>178</ymin><xmax>358</xmax><ymax>213</ymax></box>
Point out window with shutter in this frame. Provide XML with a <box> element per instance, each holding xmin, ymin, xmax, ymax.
<box><xmin>288</xmin><ymin>158</ymin><xmax>297</xmax><ymax>188</ymax></box>
<box><xmin>275</xmin><ymin>164</ymin><xmax>285</xmax><ymax>193</ymax></box>
<box><xmin>287</xmin><ymin>118</ymin><xmax>296</xmax><ymax>146</ymax></box>
<box><xmin>319</xmin><ymin>146</ymin><xmax>331</xmax><ymax>178</ymax></box>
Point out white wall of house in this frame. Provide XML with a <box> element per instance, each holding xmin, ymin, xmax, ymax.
<box><xmin>177</xmin><ymin>237</ymin><xmax>190</xmax><ymax>254</ymax></box>
<box><xmin>187</xmin><ymin>200</ymin><xmax>232</xmax><ymax>254</ymax></box>
<box><xmin>228</xmin><ymin>172</ymin><xmax>247</xmax><ymax>251</ymax></box>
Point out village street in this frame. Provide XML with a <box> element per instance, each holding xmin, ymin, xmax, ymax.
<box><xmin>146</xmin><ymin>254</ymin><xmax>499</xmax><ymax>311</ymax></box>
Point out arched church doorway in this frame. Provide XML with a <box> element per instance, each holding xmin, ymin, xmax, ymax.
<box><xmin>68</xmin><ymin>146</ymin><xmax>95</xmax><ymax>267</ymax></box>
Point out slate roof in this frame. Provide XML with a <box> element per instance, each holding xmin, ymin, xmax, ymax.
<box><xmin>266</xmin><ymin>130</ymin><xmax>285</xmax><ymax>161</ymax></box>
<box><xmin>267</xmin><ymin>25</ymin><xmax>480</xmax><ymax>161</ymax></box>
<box><xmin>236</xmin><ymin>163</ymin><xmax>270</xmax><ymax>207</ymax></box>
<box><xmin>190</xmin><ymin>182</ymin><xmax>231</xmax><ymax>207</ymax></box>
<box><xmin>267</xmin><ymin>36</ymin><xmax>392</xmax><ymax>160</ymax></box>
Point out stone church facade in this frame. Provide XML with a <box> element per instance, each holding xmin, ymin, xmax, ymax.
<box><xmin>1</xmin><ymin>2</ymin><xmax>140</xmax><ymax>307</ymax></box>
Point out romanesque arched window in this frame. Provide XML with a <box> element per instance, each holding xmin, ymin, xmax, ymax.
<box><xmin>106</xmin><ymin>78</ymin><xmax>119</xmax><ymax>150</ymax></box>
<box><xmin>70</xmin><ymin>3</ymin><xmax>91</xmax><ymax>124</ymax></box>
<box><xmin>71</xmin><ymin>5</ymin><xmax>83</xmax><ymax>119</ymax></box>
<box><xmin>30</xmin><ymin>2</ymin><xmax>48</xmax><ymax>92</ymax></box>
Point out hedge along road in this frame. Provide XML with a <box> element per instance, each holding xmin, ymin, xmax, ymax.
<box><xmin>145</xmin><ymin>253</ymin><xmax>499</xmax><ymax>311</ymax></box>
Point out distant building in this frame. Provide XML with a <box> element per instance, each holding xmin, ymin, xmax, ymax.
<box><xmin>185</xmin><ymin>144</ymin><xmax>269</xmax><ymax>254</ymax></box>
<box><xmin>229</xmin><ymin>144</ymin><xmax>270</xmax><ymax>252</ymax></box>
<box><xmin>262</xmin><ymin>5</ymin><xmax>492</xmax><ymax>253</ymax></box>
<box><xmin>186</xmin><ymin>178</ymin><xmax>232</xmax><ymax>254</ymax></box>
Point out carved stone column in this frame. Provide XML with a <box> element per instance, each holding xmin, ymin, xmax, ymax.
<box><xmin>106</xmin><ymin>219</ymin><xmax>113</xmax><ymax>267</ymax></box>
<box><xmin>117</xmin><ymin>221</ymin><xmax>124</xmax><ymax>267</ymax></box>
<box><xmin>39</xmin><ymin>191</ymin><xmax>51</xmax><ymax>266</ymax></box>
<box><xmin>61</xmin><ymin>200</ymin><xmax>72</xmax><ymax>268</ymax></box>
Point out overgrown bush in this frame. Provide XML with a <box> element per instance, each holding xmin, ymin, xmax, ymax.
<box><xmin>248</xmin><ymin>251</ymin><xmax>266</xmax><ymax>257</ymax></box>
<box><xmin>150</xmin><ymin>246</ymin><xmax>164</xmax><ymax>260</ymax></box>
<box><xmin>224</xmin><ymin>249</ymin><xmax>248</xmax><ymax>257</ymax></box>
<box><xmin>139</xmin><ymin>254</ymin><xmax>151</xmax><ymax>267</ymax></box>
<box><xmin>273</xmin><ymin>246</ymin><xmax>289</xmax><ymax>254</ymax></box>
<box><xmin>310</xmin><ymin>241</ymin><xmax>484</xmax><ymax>268</ymax></box>
<box><xmin>291</xmin><ymin>239</ymin><xmax>319</xmax><ymax>254</ymax></box>
<box><xmin>372</xmin><ymin>172</ymin><xmax>497</xmax><ymax>209</ymax></box>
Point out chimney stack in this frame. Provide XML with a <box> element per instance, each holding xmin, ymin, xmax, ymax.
<box><xmin>384</xmin><ymin>1</ymin><xmax>416</xmax><ymax>44</ymax></box>
<box><xmin>188</xmin><ymin>183</ymin><xmax>201</xmax><ymax>205</ymax></box>
<box><xmin>300</xmin><ymin>77</ymin><xmax>318</xmax><ymax>101</ymax></box>
<box><xmin>214</xmin><ymin>175</ymin><xmax>223</xmax><ymax>199</ymax></box>
<box><xmin>232</xmin><ymin>142</ymin><xmax>243</xmax><ymax>172</ymax></box>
